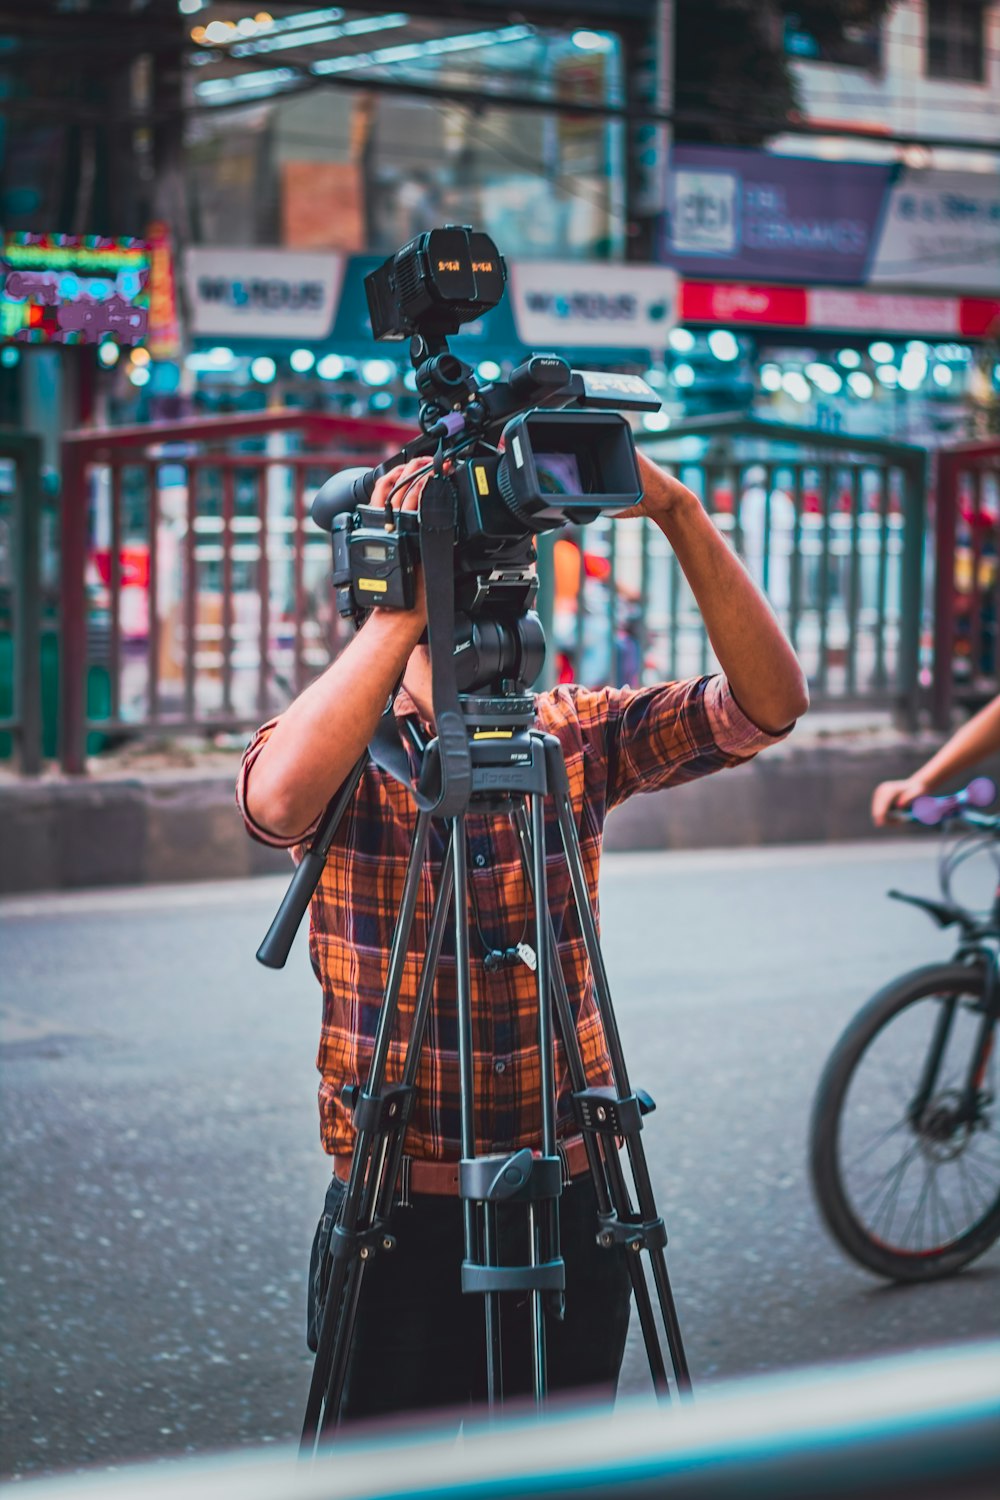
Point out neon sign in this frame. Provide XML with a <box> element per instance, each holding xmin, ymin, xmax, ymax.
<box><xmin>1</xmin><ymin>233</ymin><xmax>151</xmax><ymax>345</ymax></box>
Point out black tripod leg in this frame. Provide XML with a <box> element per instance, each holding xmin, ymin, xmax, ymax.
<box><xmin>301</xmin><ymin>811</ymin><xmax>433</xmax><ymax>1451</ymax></box>
<box><xmin>450</xmin><ymin>817</ymin><xmax>504</xmax><ymax>1404</ymax></box>
<box><xmin>538</xmin><ymin>735</ymin><xmax>692</xmax><ymax>1395</ymax></box>
<box><xmin>511</xmin><ymin>803</ymin><xmax>670</xmax><ymax>1396</ymax></box>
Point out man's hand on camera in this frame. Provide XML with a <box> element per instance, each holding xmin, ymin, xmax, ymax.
<box><xmin>369</xmin><ymin>458</ymin><xmax>431</xmax><ymax>634</ymax></box>
<box><xmin>615</xmin><ymin>452</ymin><xmax>698</xmax><ymax>524</ymax></box>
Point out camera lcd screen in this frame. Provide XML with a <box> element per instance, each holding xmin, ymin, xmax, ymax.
<box><xmin>535</xmin><ymin>453</ymin><xmax>584</xmax><ymax>497</ymax></box>
<box><xmin>362</xmin><ymin>542</ymin><xmax>390</xmax><ymax>561</ymax></box>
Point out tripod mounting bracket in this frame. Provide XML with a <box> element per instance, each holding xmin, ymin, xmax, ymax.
<box><xmin>330</xmin><ymin>1219</ymin><xmax>398</xmax><ymax>1265</ymax></box>
<box><xmin>572</xmin><ymin>1086</ymin><xmax>656</xmax><ymax>1136</ymax></box>
<box><xmin>595</xmin><ymin>1210</ymin><xmax>668</xmax><ymax>1254</ymax></box>
<box><xmin>340</xmin><ymin>1083</ymin><xmax>416</xmax><ymax>1135</ymax></box>
<box><xmin>460</xmin><ymin>1149</ymin><xmax>563</xmax><ymax>1204</ymax></box>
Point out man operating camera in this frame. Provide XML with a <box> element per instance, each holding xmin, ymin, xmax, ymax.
<box><xmin>237</xmin><ymin>448</ymin><xmax>808</xmax><ymax>1423</ymax></box>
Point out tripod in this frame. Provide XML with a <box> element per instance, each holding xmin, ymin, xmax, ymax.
<box><xmin>299</xmin><ymin>693</ymin><xmax>691</xmax><ymax>1452</ymax></box>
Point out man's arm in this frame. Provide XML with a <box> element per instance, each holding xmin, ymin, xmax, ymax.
<box><xmin>244</xmin><ymin>459</ymin><xmax>429</xmax><ymax>840</ymax></box>
<box><xmin>624</xmin><ymin>453</ymin><xmax>809</xmax><ymax>733</ymax></box>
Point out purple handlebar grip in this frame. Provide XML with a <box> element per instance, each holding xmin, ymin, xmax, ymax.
<box><xmin>910</xmin><ymin>776</ymin><xmax>997</xmax><ymax>826</ymax></box>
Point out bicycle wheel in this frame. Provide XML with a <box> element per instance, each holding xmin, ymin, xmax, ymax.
<box><xmin>810</xmin><ymin>962</ymin><xmax>1000</xmax><ymax>1282</ymax></box>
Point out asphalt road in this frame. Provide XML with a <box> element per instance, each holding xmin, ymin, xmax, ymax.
<box><xmin>2</xmin><ymin>839</ymin><xmax>999</xmax><ymax>1481</ymax></box>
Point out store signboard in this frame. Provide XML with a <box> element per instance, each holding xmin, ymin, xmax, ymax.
<box><xmin>509</xmin><ymin>262</ymin><xmax>678</xmax><ymax>348</ymax></box>
<box><xmin>680</xmin><ymin>279</ymin><xmax>1000</xmax><ymax>339</ymax></box>
<box><xmin>664</xmin><ymin>149</ymin><xmax>1000</xmax><ymax>295</ymax></box>
<box><xmin>867</xmin><ymin>169</ymin><xmax>1000</xmax><ymax>295</ymax></box>
<box><xmin>185</xmin><ymin>247</ymin><xmax>344</xmax><ymax>340</ymax></box>
<box><xmin>665</xmin><ymin>147</ymin><xmax>888</xmax><ymax>286</ymax></box>
<box><xmin>1</xmin><ymin>233</ymin><xmax>150</xmax><ymax>343</ymax></box>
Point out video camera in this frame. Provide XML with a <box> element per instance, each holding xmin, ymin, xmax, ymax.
<box><xmin>311</xmin><ymin>225</ymin><xmax>661</xmax><ymax>694</ymax></box>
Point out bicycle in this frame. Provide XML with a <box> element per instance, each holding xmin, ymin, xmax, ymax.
<box><xmin>809</xmin><ymin>778</ymin><xmax>1000</xmax><ymax>1282</ymax></box>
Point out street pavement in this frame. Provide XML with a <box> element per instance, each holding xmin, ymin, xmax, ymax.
<box><xmin>2</xmin><ymin>839</ymin><xmax>999</xmax><ymax>1481</ymax></box>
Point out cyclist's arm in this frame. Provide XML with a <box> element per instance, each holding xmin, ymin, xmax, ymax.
<box><xmin>872</xmin><ymin>693</ymin><xmax>1000</xmax><ymax>826</ymax></box>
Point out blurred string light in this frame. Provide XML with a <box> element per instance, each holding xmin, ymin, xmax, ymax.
<box><xmin>805</xmin><ymin>362</ymin><xmax>842</xmax><ymax>395</ymax></box>
<box><xmin>641</xmin><ymin>411</ymin><xmax>670</xmax><ymax>432</ymax></box>
<box><xmin>836</xmin><ymin>349</ymin><xmax>861</xmax><ymax>369</ymax></box>
<box><xmin>672</xmin><ymin>363</ymin><xmax>695</xmax><ymax>388</ymax></box>
<box><xmin>311</xmin><ymin>24</ymin><xmax>533</xmax><ymax>76</ymax></box>
<box><xmin>1</xmin><ymin>346</ymin><xmax>21</xmax><ymax>368</ymax></box>
<box><xmin>178</xmin><ymin>0</ymin><xmax>205</xmax><ymax>14</ymax></box>
<box><xmin>131</xmin><ymin>346</ymin><xmax>150</xmax><ymax>366</ymax></box>
<box><xmin>868</xmin><ymin>340</ymin><xmax>895</xmax><ymax>364</ymax></box>
<box><xmin>571</xmin><ymin>30</ymin><xmax>615</xmax><ymax>51</ymax></box>
<box><xmin>847</xmin><ymin>371</ymin><xmax>874</xmax><ymax>399</ymax></box>
<box><xmin>195</xmin><ymin>67</ymin><xmax>299</xmax><ymax>100</ymax></box>
<box><xmin>876</xmin><ymin>364</ymin><xmax>899</xmax><ymax>388</ymax></box>
<box><xmin>128</xmin><ymin>365</ymin><xmax>150</xmax><ymax>387</ymax></box>
<box><xmin>360</xmin><ymin>358</ymin><xmax>396</xmax><ymax>386</ymax></box>
<box><xmin>402</xmin><ymin>368</ymin><xmax>419</xmax><ymax>391</ymax></box>
<box><xmin>668</xmin><ymin>327</ymin><xmax>695</xmax><ymax>354</ymax></box>
<box><xmin>290</xmin><ymin>348</ymin><xmax>316</xmax><ymax>373</ymax></box>
<box><xmin>476</xmin><ymin>360</ymin><xmax>502</xmax><ymax>382</ymax></box>
<box><xmin>97</xmin><ymin>341</ymin><xmax>120</xmax><ymax>367</ymax></box>
<box><xmin>250</xmin><ymin>356</ymin><xmax>277</xmax><ymax>383</ymax></box>
<box><xmin>642</xmin><ymin>366</ymin><xmax>668</xmax><ymax>389</ymax></box>
<box><xmin>898</xmin><ymin>347</ymin><xmax>928</xmax><ymax>391</ymax></box>
<box><xmin>707</xmin><ymin>329</ymin><xmax>739</xmax><ymax>362</ymax></box>
<box><xmin>781</xmin><ymin>371</ymin><xmax>811</xmax><ymax>403</ymax></box>
<box><xmin>317</xmin><ymin>353</ymin><xmax>346</xmax><ymax>380</ymax></box>
<box><xmin>369</xmin><ymin>391</ymin><xmax>394</xmax><ymax>411</ymax></box>
<box><xmin>760</xmin><ymin>363</ymin><xmax>782</xmax><ymax>392</ymax></box>
<box><xmin>230</xmin><ymin>13</ymin><xmax>408</xmax><ymax>59</ymax></box>
<box><xmin>932</xmin><ymin>364</ymin><xmax>954</xmax><ymax>388</ymax></box>
<box><xmin>186</xmin><ymin>346</ymin><xmax>236</xmax><ymax>372</ymax></box>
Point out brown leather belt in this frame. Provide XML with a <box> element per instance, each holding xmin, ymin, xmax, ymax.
<box><xmin>333</xmin><ymin>1136</ymin><xmax>591</xmax><ymax>1198</ymax></box>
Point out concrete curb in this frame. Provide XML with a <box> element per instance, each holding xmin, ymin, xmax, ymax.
<box><xmin>1</xmin><ymin>730</ymin><xmax>976</xmax><ymax>895</ymax></box>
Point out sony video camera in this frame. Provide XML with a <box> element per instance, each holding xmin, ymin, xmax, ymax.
<box><xmin>311</xmin><ymin>226</ymin><xmax>661</xmax><ymax>663</ymax></box>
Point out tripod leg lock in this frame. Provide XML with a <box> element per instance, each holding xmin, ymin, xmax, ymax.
<box><xmin>572</xmin><ymin>1086</ymin><xmax>656</xmax><ymax>1136</ymax></box>
<box><xmin>460</xmin><ymin>1150</ymin><xmax>563</xmax><ymax>1204</ymax></box>
<box><xmin>330</xmin><ymin>1219</ymin><xmax>398</xmax><ymax>1265</ymax></box>
<box><xmin>341</xmin><ymin>1083</ymin><xmax>416</xmax><ymax>1135</ymax></box>
<box><xmin>595</xmin><ymin>1211</ymin><xmax>668</xmax><ymax>1254</ymax></box>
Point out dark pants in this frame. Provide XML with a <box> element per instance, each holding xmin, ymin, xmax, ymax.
<box><xmin>307</xmin><ymin>1173</ymin><xmax>633</xmax><ymax>1425</ymax></box>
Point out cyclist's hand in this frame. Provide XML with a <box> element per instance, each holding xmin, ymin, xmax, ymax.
<box><xmin>871</xmin><ymin>775</ymin><xmax>929</xmax><ymax>827</ymax></box>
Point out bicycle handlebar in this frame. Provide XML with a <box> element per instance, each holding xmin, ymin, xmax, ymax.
<box><xmin>902</xmin><ymin>777</ymin><xmax>998</xmax><ymax>829</ymax></box>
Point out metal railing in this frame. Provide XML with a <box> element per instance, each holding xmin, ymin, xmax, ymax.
<box><xmin>932</xmin><ymin>439</ymin><xmax>1000</xmax><ymax>729</ymax></box>
<box><xmin>557</xmin><ymin>415</ymin><xmax>927</xmax><ymax>723</ymax></box>
<box><xmin>59</xmin><ymin>411</ymin><xmax>413</xmax><ymax>773</ymax></box>
<box><xmin>0</xmin><ymin>429</ymin><xmax>44</xmax><ymax>774</ymax></box>
<box><xmin>54</xmin><ymin>410</ymin><xmax>935</xmax><ymax>772</ymax></box>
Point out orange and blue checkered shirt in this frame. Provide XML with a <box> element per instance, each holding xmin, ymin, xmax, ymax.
<box><xmin>238</xmin><ymin>676</ymin><xmax>786</xmax><ymax>1163</ymax></box>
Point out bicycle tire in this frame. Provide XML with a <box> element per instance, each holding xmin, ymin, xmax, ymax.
<box><xmin>810</xmin><ymin>962</ymin><xmax>1000</xmax><ymax>1282</ymax></box>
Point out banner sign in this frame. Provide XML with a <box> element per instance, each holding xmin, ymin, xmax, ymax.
<box><xmin>867</xmin><ymin>169</ymin><xmax>1000</xmax><ymax>295</ymax></box>
<box><xmin>664</xmin><ymin>148</ymin><xmax>1000</xmax><ymax>295</ymax></box>
<box><xmin>680</xmin><ymin>279</ymin><xmax>1000</xmax><ymax>339</ymax></box>
<box><xmin>1</xmin><ymin>233</ymin><xmax>150</xmax><ymax>344</ymax></box>
<box><xmin>508</xmin><ymin>262</ymin><xmax>678</xmax><ymax>348</ymax></box>
<box><xmin>185</xmin><ymin>247</ymin><xmax>344</xmax><ymax>339</ymax></box>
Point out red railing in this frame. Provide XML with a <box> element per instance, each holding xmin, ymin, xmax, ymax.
<box><xmin>60</xmin><ymin>411</ymin><xmax>413</xmax><ymax>773</ymax></box>
<box><xmin>932</xmin><ymin>439</ymin><xmax>1000</xmax><ymax>729</ymax></box>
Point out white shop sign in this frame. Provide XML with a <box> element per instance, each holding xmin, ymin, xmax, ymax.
<box><xmin>509</xmin><ymin>262</ymin><xmax>678</xmax><ymax>348</ymax></box>
<box><xmin>185</xmin><ymin>248</ymin><xmax>344</xmax><ymax>339</ymax></box>
<box><xmin>868</xmin><ymin>169</ymin><xmax>1000</xmax><ymax>295</ymax></box>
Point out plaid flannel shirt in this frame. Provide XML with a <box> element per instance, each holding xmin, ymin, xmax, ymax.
<box><xmin>238</xmin><ymin>675</ymin><xmax>787</xmax><ymax>1162</ymax></box>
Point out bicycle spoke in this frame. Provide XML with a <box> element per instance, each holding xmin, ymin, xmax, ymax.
<box><xmin>899</xmin><ymin>1162</ymin><xmax>935</xmax><ymax>1251</ymax></box>
<box><xmin>839</xmin><ymin>1116</ymin><xmax>910</xmax><ymax>1175</ymax></box>
<box><xmin>861</xmin><ymin>1142</ymin><xmax>922</xmax><ymax>1240</ymax></box>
